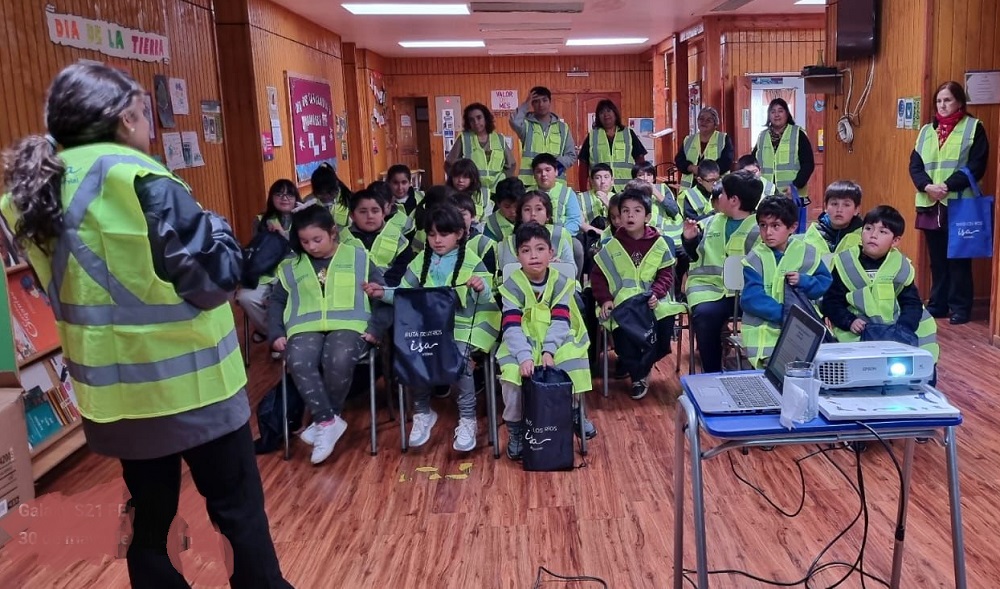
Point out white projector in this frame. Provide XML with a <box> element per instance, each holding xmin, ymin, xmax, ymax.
<box><xmin>814</xmin><ymin>342</ymin><xmax>935</xmax><ymax>390</ymax></box>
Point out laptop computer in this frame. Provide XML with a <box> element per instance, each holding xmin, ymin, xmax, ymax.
<box><xmin>685</xmin><ymin>304</ymin><xmax>829</xmax><ymax>414</ymax></box>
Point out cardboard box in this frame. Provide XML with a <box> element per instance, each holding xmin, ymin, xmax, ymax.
<box><xmin>0</xmin><ymin>389</ymin><xmax>33</xmax><ymax>546</ymax></box>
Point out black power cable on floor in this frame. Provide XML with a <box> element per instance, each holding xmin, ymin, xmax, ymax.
<box><xmin>531</xmin><ymin>566</ymin><xmax>609</xmax><ymax>588</ymax></box>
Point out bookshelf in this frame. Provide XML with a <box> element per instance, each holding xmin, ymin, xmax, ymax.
<box><xmin>1</xmin><ymin>219</ymin><xmax>86</xmax><ymax>483</ymax></box>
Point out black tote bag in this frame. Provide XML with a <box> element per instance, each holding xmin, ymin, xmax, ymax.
<box><xmin>393</xmin><ymin>287</ymin><xmax>466</xmax><ymax>388</ymax></box>
<box><xmin>610</xmin><ymin>291</ymin><xmax>658</xmax><ymax>378</ymax></box>
<box><xmin>522</xmin><ymin>367</ymin><xmax>575</xmax><ymax>472</ymax></box>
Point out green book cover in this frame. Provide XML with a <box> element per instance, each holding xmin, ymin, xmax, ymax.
<box><xmin>23</xmin><ymin>385</ymin><xmax>62</xmax><ymax>447</ymax></box>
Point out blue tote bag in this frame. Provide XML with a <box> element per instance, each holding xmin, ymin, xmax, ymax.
<box><xmin>789</xmin><ymin>186</ymin><xmax>809</xmax><ymax>235</ymax></box>
<box><xmin>947</xmin><ymin>168</ymin><xmax>994</xmax><ymax>259</ymax></box>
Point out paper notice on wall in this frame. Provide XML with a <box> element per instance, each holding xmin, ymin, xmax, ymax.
<box><xmin>181</xmin><ymin>132</ymin><xmax>204</xmax><ymax>167</ymax></box>
<box><xmin>201</xmin><ymin>100</ymin><xmax>223</xmax><ymax>143</ymax></box>
<box><xmin>271</xmin><ymin>119</ymin><xmax>283</xmax><ymax>147</ymax></box>
<box><xmin>964</xmin><ymin>70</ymin><xmax>1000</xmax><ymax>105</ymax></box>
<box><xmin>267</xmin><ymin>86</ymin><xmax>280</xmax><ymax>119</ymax></box>
<box><xmin>896</xmin><ymin>98</ymin><xmax>905</xmax><ymax>129</ymax></box>
<box><xmin>162</xmin><ymin>132</ymin><xmax>185</xmax><ymax>170</ymax></box>
<box><xmin>168</xmin><ymin>78</ymin><xmax>189</xmax><ymax>115</ymax></box>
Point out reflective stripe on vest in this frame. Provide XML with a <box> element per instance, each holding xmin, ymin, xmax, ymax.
<box><xmin>680</xmin><ymin>131</ymin><xmax>726</xmax><ymax>188</ymax></box>
<box><xmin>518</xmin><ymin>118</ymin><xmax>568</xmax><ymax>183</ymax></box>
<box><xmin>740</xmin><ymin>239</ymin><xmax>820</xmax><ymax>366</ymax></box>
<box><xmin>485</xmin><ymin>212</ymin><xmax>515</xmax><ymax>242</ymax></box>
<box><xmin>462</xmin><ymin>131</ymin><xmax>506</xmax><ymax>190</ymax></box>
<box><xmin>681</xmin><ymin>187</ymin><xmax>713</xmax><ymax>219</ymax></box>
<box><xmin>589</xmin><ymin>128</ymin><xmax>634</xmax><ymax>188</ymax></box>
<box><xmin>832</xmin><ymin>248</ymin><xmax>939</xmax><ymax>361</ymax></box>
<box><xmin>497</xmin><ymin>268</ymin><xmax>592</xmax><ymax>392</ymax></box>
<box><xmin>594</xmin><ymin>236</ymin><xmax>685</xmax><ymax>321</ymax></box>
<box><xmin>914</xmin><ymin>117</ymin><xmax>979</xmax><ymax>207</ymax></box>
<box><xmin>546</xmin><ymin>182</ymin><xmax>575</xmax><ymax>225</ymax></box>
<box><xmin>756</xmin><ymin>125</ymin><xmax>807</xmax><ymax>197</ymax></box>
<box><xmin>686</xmin><ymin>214</ymin><xmax>761</xmax><ymax>306</ymax></box>
<box><xmin>579</xmin><ymin>190</ymin><xmax>609</xmax><ymax>222</ymax></box>
<box><xmin>279</xmin><ymin>245</ymin><xmax>371</xmax><ymax>336</ymax></box>
<box><xmin>340</xmin><ymin>223</ymin><xmax>408</xmax><ymax>269</ymax></box>
<box><xmin>0</xmin><ymin>144</ymin><xmax>246</xmax><ymax>422</ymax></box>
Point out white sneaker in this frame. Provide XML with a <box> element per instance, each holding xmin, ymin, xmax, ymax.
<box><xmin>299</xmin><ymin>423</ymin><xmax>318</xmax><ymax>446</ymax></box>
<box><xmin>310</xmin><ymin>417</ymin><xmax>348</xmax><ymax>465</ymax></box>
<box><xmin>453</xmin><ymin>417</ymin><xmax>477</xmax><ymax>452</ymax></box>
<box><xmin>408</xmin><ymin>410</ymin><xmax>438</xmax><ymax>447</ymax></box>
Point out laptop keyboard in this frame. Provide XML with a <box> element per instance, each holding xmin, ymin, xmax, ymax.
<box><xmin>719</xmin><ymin>376</ymin><xmax>780</xmax><ymax>408</ymax></box>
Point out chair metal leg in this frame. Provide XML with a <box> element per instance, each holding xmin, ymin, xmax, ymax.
<box><xmin>368</xmin><ymin>348</ymin><xmax>378</xmax><ymax>456</ymax></box>
<box><xmin>688</xmin><ymin>314</ymin><xmax>696</xmax><ymax>375</ymax></box>
<box><xmin>578</xmin><ymin>394</ymin><xmax>588</xmax><ymax>456</ymax></box>
<box><xmin>486</xmin><ymin>352</ymin><xmax>500</xmax><ymax>459</ymax></box>
<box><xmin>602</xmin><ymin>326</ymin><xmax>610</xmax><ymax>398</ymax></box>
<box><xmin>243</xmin><ymin>313</ymin><xmax>251</xmax><ymax>368</ymax></box>
<box><xmin>675</xmin><ymin>314</ymin><xmax>683</xmax><ymax>373</ymax></box>
<box><xmin>281</xmin><ymin>360</ymin><xmax>290</xmax><ymax>461</ymax></box>
<box><xmin>398</xmin><ymin>383</ymin><xmax>408</xmax><ymax>453</ymax></box>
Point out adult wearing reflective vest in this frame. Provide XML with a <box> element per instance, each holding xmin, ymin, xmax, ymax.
<box><xmin>579</xmin><ymin>99</ymin><xmax>648</xmax><ymax>190</ymax></box>
<box><xmin>909</xmin><ymin>80</ymin><xmax>989</xmax><ymax>326</ymax></box>
<box><xmin>0</xmin><ymin>64</ymin><xmax>291</xmax><ymax>587</ymax></box>
<box><xmin>511</xmin><ymin>86</ymin><xmax>577</xmax><ymax>186</ymax></box>
<box><xmin>751</xmin><ymin>98</ymin><xmax>815</xmax><ymax>199</ymax></box>
<box><xmin>682</xmin><ymin>171</ymin><xmax>763</xmax><ymax>373</ymax></box>
<box><xmin>675</xmin><ymin>107</ymin><xmax>734</xmax><ymax>189</ymax></box>
<box><xmin>446</xmin><ymin>102</ymin><xmax>516</xmax><ymax>190</ymax></box>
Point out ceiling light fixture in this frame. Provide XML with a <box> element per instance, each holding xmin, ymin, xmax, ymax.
<box><xmin>565</xmin><ymin>37</ymin><xmax>648</xmax><ymax>46</ymax></box>
<box><xmin>793</xmin><ymin>0</ymin><xmax>826</xmax><ymax>5</ymax></box>
<box><xmin>399</xmin><ymin>40</ymin><xmax>485</xmax><ymax>48</ymax></box>
<box><xmin>343</xmin><ymin>3</ymin><xmax>470</xmax><ymax>15</ymax></box>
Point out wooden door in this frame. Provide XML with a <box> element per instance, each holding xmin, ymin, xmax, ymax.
<box><xmin>733</xmin><ymin>76</ymin><xmax>753</xmax><ymax>160</ymax></box>
<box><xmin>804</xmin><ymin>92</ymin><xmax>826</xmax><ymax>221</ymax></box>
<box><xmin>391</xmin><ymin>98</ymin><xmax>419</xmax><ymax>172</ymax></box>
<box><xmin>575</xmin><ymin>92</ymin><xmax>623</xmax><ymax>189</ymax></box>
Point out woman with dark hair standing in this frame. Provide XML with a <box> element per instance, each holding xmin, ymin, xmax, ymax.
<box><xmin>578</xmin><ymin>99</ymin><xmax>647</xmax><ymax>190</ymax></box>
<box><xmin>445</xmin><ymin>102</ymin><xmax>516</xmax><ymax>189</ymax></box>
<box><xmin>674</xmin><ymin>106</ymin><xmax>733</xmax><ymax>188</ymax></box>
<box><xmin>751</xmin><ymin>98</ymin><xmax>815</xmax><ymax>199</ymax></box>
<box><xmin>909</xmin><ymin>80</ymin><xmax>990</xmax><ymax>325</ymax></box>
<box><xmin>1</xmin><ymin>63</ymin><xmax>292</xmax><ymax>588</ymax></box>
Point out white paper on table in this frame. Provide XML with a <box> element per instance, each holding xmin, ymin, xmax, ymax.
<box><xmin>162</xmin><ymin>132</ymin><xmax>185</xmax><ymax>170</ymax></box>
<box><xmin>168</xmin><ymin>78</ymin><xmax>189</xmax><ymax>115</ymax></box>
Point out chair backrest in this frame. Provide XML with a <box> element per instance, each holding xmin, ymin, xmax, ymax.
<box><xmin>722</xmin><ymin>255</ymin><xmax>745</xmax><ymax>291</ymax></box>
<box><xmin>501</xmin><ymin>262</ymin><xmax>576</xmax><ymax>284</ymax></box>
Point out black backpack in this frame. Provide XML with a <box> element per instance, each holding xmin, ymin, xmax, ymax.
<box><xmin>253</xmin><ymin>377</ymin><xmax>304</xmax><ymax>454</ymax></box>
<box><xmin>242</xmin><ymin>223</ymin><xmax>291</xmax><ymax>288</ymax></box>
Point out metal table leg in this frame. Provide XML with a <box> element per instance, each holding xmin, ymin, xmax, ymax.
<box><xmin>677</xmin><ymin>396</ymin><xmax>708</xmax><ymax>587</ymax></box>
<box><xmin>602</xmin><ymin>327</ymin><xmax>609</xmax><ymax>398</ymax></box>
<box><xmin>945</xmin><ymin>426</ymin><xmax>967</xmax><ymax>589</ymax></box>
<box><xmin>281</xmin><ymin>361</ymin><xmax>290</xmax><ymax>461</ymax></box>
<box><xmin>398</xmin><ymin>383</ymin><xmax>408</xmax><ymax>453</ymax></box>
<box><xmin>890</xmin><ymin>438</ymin><xmax>916</xmax><ymax>588</ymax></box>
<box><xmin>368</xmin><ymin>348</ymin><xmax>378</xmax><ymax>456</ymax></box>
<box><xmin>673</xmin><ymin>396</ymin><xmax>689</xmax><ymax>589</ymax></box>
<box><xmin>486</xmin><ymin>354</ymin><xmax>500</xmax><ymax>459</ymax></box>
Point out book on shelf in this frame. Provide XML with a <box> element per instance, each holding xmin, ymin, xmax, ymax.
<box><xmin>23</xmin><ymin>385</ymin><xmax>62</xmax><ymax>448</ymax></box>
<box><xmin>7</xmin><ymin>266</ymin><xmax>59</xmax><ymax>359</ymax></box>
<box><xmin>19</xmin><ymin>361</ymin><xmax>79</xmax><ymax>449</ymax></box>
<box><xmin>47</xmin><ymin>353</ymin><xmax>79</xmax><ymax>419</ymax></box>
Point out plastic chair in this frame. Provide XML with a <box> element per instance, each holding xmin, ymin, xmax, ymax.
<box><xmin>721</xmin><ymin>255</ymin><xmax>747</xmax><ymax>371</ymax></box>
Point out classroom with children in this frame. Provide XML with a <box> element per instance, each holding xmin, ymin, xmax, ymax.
<box><xmin>0</xmin><ymin>0</ymin><xmax>998</xmax><ymax>587</ymax></box>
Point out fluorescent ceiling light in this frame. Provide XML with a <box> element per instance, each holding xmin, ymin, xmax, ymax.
<box><xmin>399</xmin><ymin>40</ymin><xmax>485</xmax><ymax>48</ymax></box>
<box><xmin>565</xmin><ymin>37</ymin><xmax>648</xmax><ymax>46</ymax></box>
<box><xmin>343</xmin><ymin>3</ymin><xmax>470</xmax><ymax>15</ymax></box>
<box><xmin>794</xmin><ymin>0</ymin><xmax>826</xmax><ymax>4</ymax></box>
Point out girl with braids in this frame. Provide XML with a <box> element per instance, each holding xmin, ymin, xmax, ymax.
<box><xmin>0</xmin><ymin>63</ymin><xmax>292</xmax><ymax>587</ymax></box>
<box><xmin>364</xmin><ymin>205</ymin><xmax>500</xmax><ymax>451</ymax></box>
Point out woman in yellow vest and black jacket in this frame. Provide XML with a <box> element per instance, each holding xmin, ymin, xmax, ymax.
<box><xmin>578</xmin><ymin>99</ymin><xmax>648</xmax><ymax>190</ymax></box>
<box><xmin>751</xmin><ymin>98</ymin><xmax>815</xmax><ymax>199</ymax></box>
<box><xmin>909</xmin><ymin>81</ymin><xmax>989</xmax><ymax>325</ymax></box>
<box><xmin>1</xmin><ymin>64</ymin><xmax>292</xmax><ymax>587</ymax></box>
<box><xmin>445</xmin><ymin>103</ymin><xmax>516</xmax><ymax>190</ymax></box>
<box><xmin>675</xmin><ymin>107</ymin><xmax>734</xmax><ymax>189</ymax></box>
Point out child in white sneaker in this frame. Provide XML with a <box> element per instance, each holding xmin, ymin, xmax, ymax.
<box><xmin>268</xmin><ymin>204</ymin><xmax>389</xmax><ymax>465</ymax></box>
<box><xmin>364</xmin><ymin>205</ymin><xmax>499</xmax><ymax>452</ymax></box>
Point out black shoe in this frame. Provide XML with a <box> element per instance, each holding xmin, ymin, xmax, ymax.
<box><xmin>630</xmin><ymin>379</ymin><xmax>649</xmax><ymax>400</ymax></box>
<box><xmin>927</xmin><ymin>307</ymin><xmax>948</xmax><ymax>319</ymax></box>
<box><xmin>573</xmin><ymin>413</ymin><xmax>598</xmax><ymax>440</ymax></box>
<box><xmin>948</xmin><ymin>314</ymin><xmax>970</xmax><ymax>325</ymax></box>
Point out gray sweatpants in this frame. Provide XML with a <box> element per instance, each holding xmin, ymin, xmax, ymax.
<box><xmin>412</xmin><ymin>361</ymin><xmax>476</xmax><ymax>419</ymax></box>
<box><xmin>287</xmin><ymin>330</ymin><xmax>370</xmax><ymax>423</ymax></box>
<box><xmin>236</xmin><ymin>283</ymin><xmax>271</xmax><ymax>335</ymax></box>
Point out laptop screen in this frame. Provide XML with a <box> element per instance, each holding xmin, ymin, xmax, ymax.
<box><xmin>764</xmin><ymin>304</ymin><xmax>828</xmax><ymax>389</ymax></box>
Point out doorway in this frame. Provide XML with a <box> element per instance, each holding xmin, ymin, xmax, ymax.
<box><xmin>391</xmin><ymin>97</ymin><xmax>433</xmax><ymax>187</ymax></box>
<box><xmin>548</xmin><ymin>91</ymin><xmax>623</xmax><ymax>191</ymax></box>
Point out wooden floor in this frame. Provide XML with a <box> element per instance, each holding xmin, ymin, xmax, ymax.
<box><xmin>3</xmin><ymin>312</ymin><xmax>1000</xmax><ymax>588</ymax></box>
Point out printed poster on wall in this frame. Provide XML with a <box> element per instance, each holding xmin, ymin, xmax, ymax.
<box><xmin>287</xmin><ymin>72</ymin><xmax>337</xmax><ymax>183</ymax></box>
<box><xmin>45</xmin><ymin>9</ymin><xmax>170</xmax><ymax>63</ymax></box>
<box><xmin>168</xmin><ymin>78</ymin><xmax>189</xmax><ymax>115</ymax></box>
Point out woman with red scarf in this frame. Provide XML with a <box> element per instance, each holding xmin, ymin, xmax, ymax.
<box><xmin>909</xmin><ymin>81</ymin><xmax>990</xmax><ymax>325</ymax></box>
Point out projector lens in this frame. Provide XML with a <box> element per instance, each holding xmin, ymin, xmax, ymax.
<box><xmin>887</xmin><ymin>357</ymin><xmax>912</xmax><ymax>377</ymax></box>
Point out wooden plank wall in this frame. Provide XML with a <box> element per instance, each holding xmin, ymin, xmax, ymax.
<box><xmin>341</xmin><ymin>47</ymin><xmax>390</xmax><ymax>189</ymax></box>
<box><xmin>215</xmin><ymin>0</ymin><xmax>347</xmax><ymax>242</ymax></box>
<box><xmin>0</xmin><ymin>0</ymin><xmax>232</xmax><ymax>218</ymax></box>
<box><xmin>382</xmin><ymin>55</ymin><xmax>654</xmax><ymax>180</ymax></box>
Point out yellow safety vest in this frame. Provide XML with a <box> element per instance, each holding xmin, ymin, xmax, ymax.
<box><xmin>399</xmin><ymin>249</ymin><xmax>501</xmax><ymax>353</ymax></box>
<box><xmin>686</xmin><ymin>214</ymin><xmax>761</xmax><ymax>306</ymax></box>
<box><xmin>462</xmin><ymin>131</ymin><xmax>506</xmax><ymax>190</ymax></box>
<box><xmin>803</xmin><ymin>223</ymin><xmax>861</xmax><ymax>255</ymax></box>
<box><xmin>831</xmin><ymin>248</ymin><xmax>939</xmax><ymax>361</ymax></box>
<box><xmin>589</xmin><ymin>128</ymin><xmax>634</xmax><ymax>189</ymax></box>
<box><xmin>518</xmin><ymin>117</ymin><xmax>569</xmax><ymax>184</ymax></box>
<box><xmin>680</xmin><ymin>131</ymin><xmax>727</xmax><ymax>188</ymax></box>
<box><xmin>468</xmin><ymin>233</ymin><xmax>497</xmax><ymax>269</ymax></box>
<box><xmin>578</xmin><ymin>190</ymin><xmax>610</xmax><ymax>223</ymax></box>
<box><xmin>545</xmin><ymin>182</ymin><xmax>575</xmax><ymax>226</ymax></box>
<box><xmin>497</xmin><ymin>268</ymin><xmax>592</xmax><ymax>393</ymax></box>
<box><xmin>0</xmin><ymin>143</ymin><xmax>245</xmax><ymax>423</ymax></box>
<box><xmin>277</xmin><ymin>245</ymin><xmax>372</xmax><ymax>337</ymax></box>
<box><xmin>679</xmin><ymin>186</ymin><xmax>714</xmax><ymax>219</ymax></box>
<box><xmin>594</xmin><ymin>236</ymin><xmax>686</xmax><ymax>326</ymax></box>
<box><xmin>339</xmin><ymin>222</ymin><xmax>408</xmax><ymax>269</ymax></box>
<box><xmin>756</xmin><ymin>125</ymin><xmax>808</xmax><ymax>198</ymax></box>
<box><xmin>740</xmin><ymin>238</ymin><xmax>822</xmax><ymax>367</ymax></box>
<box><xmin>914</xmin><ymin>116</ymin><xmax>980</xmax><ymax>207</ymax></box>
<box><xmin>494</xmin><ymin>224</ymin><xmax>573</xmax><ymax>281</ymax></box>
<box><xmin>484</xmin><ymin>212</ymin><xmax>515</xmax><ymax>242</ymax></box>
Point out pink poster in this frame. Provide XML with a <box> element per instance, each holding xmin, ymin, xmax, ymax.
<box><xmin>287</xmin><ymin>73</ymin><xmax>337</xmax><ymax>183</ymax></box>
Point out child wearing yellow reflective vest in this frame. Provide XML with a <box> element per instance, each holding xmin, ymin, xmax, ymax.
<box><xmin>498</xmin><ymin>222</ymin><xmax>595</xmax><ymax>460</ymax></box>
<box><xmin>453</xmin><ymin>191</ymin><xmax>498</xmax><ymax>277</ymax></box>
<box><xmin>683</xmin><ymin>170</ymin><xmax>763</xmax><ymax>373</ymax></box>
<box><xmin>678</xmin><ymin>159</ymin><xmax>722</xmax><ymax>221</ymax></box>
<box><xmin>578</xmin><ymin>163</ymin><xmax>616</xmax><ymax>237</ymax></box>
<box><xmin>447</xmin><ymin>158</ymin><xmax>494</xmax><ymax>223</ymax></box>
<box><xmin>821</xmin><ymin>206</ymin><xmax>939</xmax><ymax>369</ymax></box>
<box><xmin>737</xmin><ymin>154</ymin><xmax>778</xmax><ymax>197</ymax></box>
<box><xmin>268</xmin><ymin>204</ymin><xmax>390</xmax><ymax>465</ymax></box>
<box><xmin>338</xmin><ymin>189</ymin><xmax>416</xmax><ymax>283</ymax></box>
<box><xmin>592</xmin><ymin>188</ymin><xmax>684</xmax><ymax>400</ymax></box>
<box><xmin>386</xmin><ymin>163</ymin><xmax>424</xmax><ymax>227</ymax></box>
<box><xmin>803</xmin><ymin>180</ymin><xmax>864</xmax><ymax>255</ymax></box>
<box><xmin>301</xmin><ymin>162</ymin><xmax>352</xmax><ymax>228</ymax></box>
<box><xmin>495</xmin><ymin>190</ymin><xmax>577</xmax><ymax>281</ymax></box>
<box><xmin>483</xmin><ymin>177</ymin><xmax>524</xmax><ymax>242</ymax></box>
<box><xmin>740</xmin><ymin>196</ymin><xmax>832</xmax><ymax>368</ymax></box>
<box><xmin>364</xmin><ymin>206</ymin><xmax>500</xmax><ymax>453</ymax></box>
